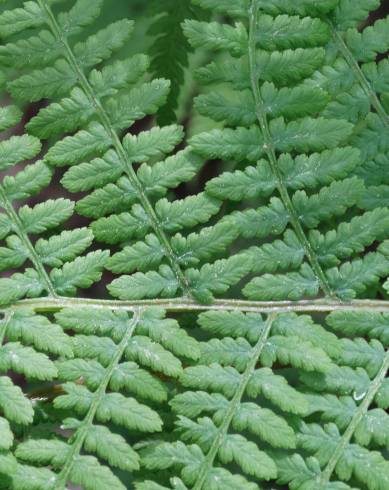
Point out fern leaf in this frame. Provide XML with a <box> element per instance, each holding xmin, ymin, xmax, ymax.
<box><xmin>46</xmin><ymin>122</ymin><xmax>111</xmax><ymax>166</ymax></box>
<box><xmin>172</xmin><ymin>223</ymin><xmax>239</xmax><ymax>266</ymax></box>
<box><xmin>2</xmin><ymin>161</ymin><xmax>52</xmax><ymax>202</ymax></box>
<box><xmin>274</xmin><ymin>453</ymin><xmax>351</xmax><ymax>490</ymax></box>
<box><xmin>18</xmin><ymin>199</ymin><xmax>74</xmax><ymax>234</ymax></box>
<box><xmin>0</xmin><ymin>30</ymin><xmax>61</xmax><ymax>68</ymax></box>
<box><xmin>244</xmin><ymin>264</ymin><xmax>319</xmax><ymax>300</ymax></box>
<box><xmin>136</xmin><ymin>479</ymin><xmax>188</xmax><ymax>490</ymax></box>
<box><xmin>191</xmin><ymin>117</ymin><xmax>352</xmax><ymax>162</ymax></box>
<box><xmin>0</xmin><ymin>343</ymin><xmax>57</xmax><ymax>380</ymax></box>
<box><xmin>0</xmin><ymin>377</ymin><xmax>33</xmax><ymax>425</ymax></box>
<box><xmin>5</xmin><ymin>309</ymin><xmax>73</xmax><ymax>357</ymax></box>
<box><xmin>65</xmin><ymin>418</ymin><xmax>139</xmax><ymax>471</ymax></box>
<box><xmin>8</xmin><ymin>60</ymin><xmax>76</xmax><ymax>102</ymax></box>
<box><xmin>298</xmin><ymin>423</ymin><xmax>389</xmax><ymax>490</ymax></box>
<box><xmin>74</xmin><ymin>19</ymin><xmax>134</xmax><ymax>68</ymax></box>
<box><xmin>326</xmin><ymin>252</ymin><xmax>389</xmax><ymax>299</ymax></box>
<box><xmin>0</xmin><ymin>2</ymin><xmax>46</xmax><ymax>38</ymax></box>
<box><xmin>334</xmin><ymin>0</ymin><xmax>380</xmax><ymax>30</ymax></box>
<box><xmin>26</xmin><ymin>87</ymin><xmax>93</xmax><ymax>138</ymax></box>
<box><xmin>156</xmin><ymin>193</ymin><xmax>221</xmax><ymax>232</ymax></box>
<box><xmin>292</xmin><ymin>178</ymin><xmax>365</xmax><ymax>229</ymax></box>
<box><xmin>57</xmin><ymin>0</ymin><xmax>103</xmax><ymax>36</ymax></box>
<box><xmin>197</xmin><ymin>311</ymin><xmax>266</xmax><ymax>343</ymax></box>
<box><xmin>148</xmin><ymin>0</ymin><xmax>200</xmax><ymax>124</ymax></box>
<box><xmin>61</xmin><ymin>150</ymin><xmax>122</xmax><ymax>193</ymax></box>
<box><xmin>35</xmin><ymin>228</ymin><xmax>94</xmax><ymax>267</ymax></box>
<box><xmin>76</xmin><ymin>179</ymin><xmax>137</xmax><ymax>219</ymax></box>
<box><xmin>0</xmin><ymin>1</ymin><xmax>388</xmax><ymax>488</ymax></box>
<box><xmin>183</xmin><ymin>20</ymin><xmax>247</xmax><ymax>55</ymax></box>
<box><xmin>327</xmin><ymin>311</ymin><xmax>389</xmax><ymax>345</ymax></box>
<box><xmin>248</xmin><ymin>368</ymin><xmax>309</xmax><ymax>414</ymax></box>
<box><xmin>0</xmin><ymin>236</ymin><xmax>28</xmax><ymax>272</ymax></box>
<box><xmin>123</xmin><ymin>125</ymin><xmax>184</xmax><ymax>163</ymax></box>
<box><xmin>0</xmin><ymin>416</ymin><xmax>13</xmax><ymax>451</ymax></box>
<box><xmin>12</xmin><ymin>465</ymin><xmax>57</xmax><ymax>490</ymax></box>
<box><xmin>50</xmin><ymin>250</ymin><xmax>109</xmax><ymax>295</ymax></box>
<box><xmin>137</xmin><ymin>149</ymin><xmax>203</xmax><ymax>194</ymax></box>
<box><xmin>0</xmin><ymin>269</ymin><xmax>44</xmax><ymax>305</ymax></box>
<box><xmin>272</xmin><ymin>313</ymin><xmax>342</xmax><ymax>358</ymax></box>
<box><xmin>107</xmin><ymin>234</ymin><xmax>164</xmax><ymax>274</ymax></box>
<box><xmin>226</xmin><ymin>198</ymin><xmax>289</xmax><ymax>239</ymax></box>
<box><xmin>346</xmin><ymin>17</ymin><xmax>389</xmax><ymax>63</ymax></box>
<box><xmin>246</xmin><ymin>231</ymin><xmax>304</xmax><ymax>274</ymax></box>
<box><xmin>55</xmin><ymin>383</ymin><xmax>162</xmax><ymax>432</ymax></box>
<box><xmin>311</xmin><ymin>208</ymin><xmax>389</xmax><ymax>267</ymax></box>
<box><xmin>177</xmin><ymin>416</ymin><xmax>277</xmax><ymax>480</ymax></box>
<box><xmin>262</xmin><ymin>336</ymin><xmax>333</xmax><ymax>372</ymax></box>
<box><xmin>257</xmin><ymin>0</ymin><xmax>339</xmax><ymax>16</ymax></box>
<box><xmin>192</xmin><ymin>0</ymin><xmax>248</xmax><ymax>18</ymax></box>
<box><xmin>109</xmin><ymin>266</ymin><xmax>178</xmax><ymax>300</ymax></box>
<box><xmin>187</xmin><ymin>255</ymin><xmax>252</xmax><ymax>303</ymax></box>
<box><xmin>0</xmin><ymin>214</ymin><xmax>13</xmax><ymax>240</ymax></box>
<box><xmin>107</xmin><ymin>79</ymin><xmax>170</xmax><ymax>131</ymax></box>
<box><xmin>90</xmin><ymin>54</ymin><xmax>149</xmax><ymax>97</ymax></box>
<box><xmin>0</xmin><ymin>135</ymin><xmax>41</xmax><ymax>172</ymax></box>
<box><xmin>256</xmin><ymin>13</ymin><xmax>330</xmax><ymax>48</ymax></box>
<box><xmin>126</xmin><ymin>335</ymin><xmax>182</xmax><ymax>378</ymax></box>
<box><xmin>0</xmin><ymin>105</ymin><xmax>22</xmax><ymax>131</ymax></box>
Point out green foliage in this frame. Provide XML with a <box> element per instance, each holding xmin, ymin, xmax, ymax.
<box><xmin>185</xmin><ymin>0</ymin><xmax>389</xmax><ymax>302</ymax></box>
<box><xmin>1</xmin><ymin>307</ymin><xmax>200</xmax><ymax>489</ymax></box>
<box><xmin>0</xmin><ymin>0</ymin><xmax>388</xmax><ymax>489</ymax></box>
<box><xmin>141</xmin><ymin>310</ymin><xmax>389</xmax><ymax>489</ymax></box>
<box><xmin>147</xmin><ymin>0</ymin><xmax>204</xmax><ymax>124</ymax></box>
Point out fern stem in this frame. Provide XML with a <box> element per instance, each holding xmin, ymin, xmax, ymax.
<box><xmin>37</xmin><ymin>0</ymin><xmax>194</xmax><ymax>299</ymax></box>
<box><xmin>319</xmin><ymin>349</ymin><xmax>389</xmax><ymax>484</ymax></box>
<box><xmin>0</xmin><ymin>184</ymin><xmax>57</xmax><ymax>297</ymax></box>
<box><xmin>329</xmin><ymin>23</ymin><xmax>389</xmax><ymax>128</ymax></box>
<box><xmin>53</xmin><ymin>308</ymin><xmax>142</xmax><ymax>489</ymax></box>
<box><xmin>4</xmin><ymin>297</ymin><xmax>389</xmax><ymax>314</ymax></box>
<box><xmin>248</xmin><ymin>0</ymin><xmax>337</xmax><ymax>299</ymax></box>
<box><xmin>192</xmin><ymin>313</ymin><xmax>276</xmax><ymax>489</ymax></box>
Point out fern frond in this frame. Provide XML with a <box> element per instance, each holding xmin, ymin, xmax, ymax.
<box><xmin>147</xmin><ymin>0</ymin><xmax>203</xmax><ymax>124</ymax></box>
<box><xmin>0</xmin><ymin>307</ymin><xmax>74</xmax><ymax>487</ymax></box>
<box><xmin>0</xmin><ymin>0</ymin><xmax>259</xmax><ymax>302</ymax></box>
<box><xmin>0</xmin><ymin>1</ymin><xmax>388</xmax><ymax>489</ymax></box>
<box><xmin>0</xmin><ymin>306</ymin><xmax>200</xmax><ymax>489</ymax></box>
<box><xmin>300</xmin><ymin>0</ymin><xmax>389</xmax><ymax>229</ymax></box>
<box><xmin>295</xmin><ymin>311</ymin><xmax>389</xmax><ymax>490</ymax></box>
<box><xmin>140</xmin><ymin>309</ymin><xmax>359</xmax><ymax>489</ymax></box>
<box><xmin>184</xmin><ymin>0</ymin><xmax>389</xmax><ymax>302</ymax></box>
<box><xmin>0</xmin><ymin>111</ymin><xmax>104</xmax><ymax>303</ymax></box>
